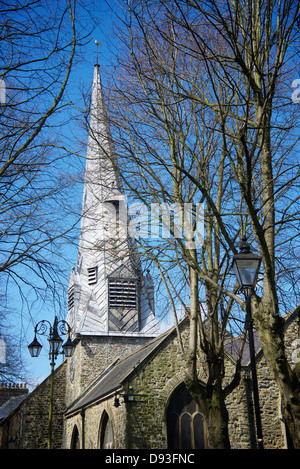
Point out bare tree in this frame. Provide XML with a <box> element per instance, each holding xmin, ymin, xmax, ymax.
<box><xmin>103</xmin><ymin>3</ymin><xmax>249</xmax><ymax>448</ymax></box>
<box><xmin>110</xmin><ymin>0</ymin><xmax>300</xmax><ymax>447</ymax></box>
<box><xmin>161</xmin><ymin>0</ymin><xmax>300</xmax><ymax>447</ymax></box>
<box><xmin>0</xmin><ymin>301</ymin><xmax>26</xmax><ymax>383</ymax></box>
<box><xmin>0</xmin><ymin>1</ymin><xmax>92</xmax><ymax>314</ymax></box>
<box><xmin>101</xmin><ymin>0</ymin><xmax>300</xmax><ymax>448</ymax></box>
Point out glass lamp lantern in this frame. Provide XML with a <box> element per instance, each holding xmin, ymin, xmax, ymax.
<box><xmin>232</xmin><ymin>236</ymin><xmax>262</xmax><ymax>291</ymax></box>
<box><xmin>48</xmin><ymin>332</ymin><xmax>63</xmax><ymax>358</ymax></box>
<box><xmin>62</xmin><ymin>336</ymin><xmax>75</xmax><ymax>357</ymax></box>
<box><xmin>28</xmin><ymin>335</ymin><xmax>43</xmax><ymax>358</ymax></box>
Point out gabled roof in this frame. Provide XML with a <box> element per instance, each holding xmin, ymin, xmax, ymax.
<box><xmin>224</xmin><ymin>330</ymin><xmax>262</xmax><ymax>367</ymax></box>
<box><xmin>65</xmin><ymin>326</ymin><xmax>177</xmax><ymax>416</ymax></box>
<box><xmin>65</xmin><ymin>305</ymin><xmax>300</xmax><ymax>416</ymax></box>
<box><xmin>224</xmin><ymin>304</ymin><xmax>300</xmax><ymax>367</ymax></box>
<box><xmin>0</xmin><ymin>394</ymin><xmax>28</xmax><ymax>420</ymax></box>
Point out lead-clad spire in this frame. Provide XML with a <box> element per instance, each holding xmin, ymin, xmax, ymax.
<box><xmin>66</xmin><ymin>64</ymin><xmax>160</xmax><ymax>338</ymax></box>
<box><xmin>78</xmin><ymin>63</ymin><xmax>123</xmax><ymax>258</ymax></box>
<box><xmin>84</xmin><ymin>63</ymin><xmax>122</xmax><ymax>207</ymax></box>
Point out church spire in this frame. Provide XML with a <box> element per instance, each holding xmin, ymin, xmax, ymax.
<box><xmin>67</xmin><ymin>64</ymin><xmax>160</xmax><ymax>338</ymax></box>
<box><xmin>83</xmin><ymin>62</ymin><xmax>122</xmax><ymax>208</ymax></box>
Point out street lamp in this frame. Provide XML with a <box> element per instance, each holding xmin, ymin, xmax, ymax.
<box><xmin>232</xmin><ymin>236</ymin><xmax>262</xmax><ymax>295</ymax></box>
<box><xmin>62</xmin><ymin>336</ymin><xmax>76</xmax><ymax>358</ymax></box>
<box><xmin>28</xmin><ymin>335</ymin><xmax>42</xmax><ymax>358</ymax></box>
<box><xmin>232</xmin><ymin>236</ymin><xmax>264</xmax><ymax>449</ymax></box>
<box><xmin>28</xmin><ymin>316</ymin><xmax>75</xmax><ymax>448</ymax></box>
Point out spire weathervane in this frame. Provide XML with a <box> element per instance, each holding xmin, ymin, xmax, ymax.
<box><xmin>95</xmin><ymin>39</ymin><xmax>102</xmax><ymax>65</ymax></box>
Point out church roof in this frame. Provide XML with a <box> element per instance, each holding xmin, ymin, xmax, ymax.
<box><xmin>65</xmin><ymin>322</ymin><xmax>260</xmax><ymax>417</ymax></box>
<box><xmin>65</xmin><ymin>306</ymin><xmax>300</xmax><ymax>417</ymax></box>
<box><xmin>224</xmin><ymin>330</ymin><xmax>262</xmax><ymax>367</ymax></box>
<box><xmin>65</xmin><ymin>327</ymin><xmax>175</xmax><ymax>416</ymax></box>
<box><xmin>224</xmin><ymin>304</ymin><xmax>300</xmax><ymax>367</ymax></box>
<box><xmin>0</xmin><ymin>394</ymin><xmax>28</xmax><ymax>420</ymax></box>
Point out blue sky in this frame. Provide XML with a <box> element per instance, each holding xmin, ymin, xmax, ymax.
<box><xmin>4</xmin><ymin>0</ymin><xmax>300</xmax><ymax>390</ymax></box>
<box><xmin>2</xmin><ymin>0</ymin><xmax>126</xmax><ymax>388</ymax></box>
<box><xmin>7</xmin><ymin>0</ymin><xmax>176</xmax><ymax>389</ymax></box>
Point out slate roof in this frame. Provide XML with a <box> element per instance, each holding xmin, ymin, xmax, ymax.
<box><xmin>224</xmin><ymin>330</ymin><xmax>262</xmax><ymax>367</ymax></box>
<box><xmin>224</xmin><ymin>306</ymin><xmax>300</xmax><ymax>367</ymax></box>
<box><xmin>0</xmin><ymin>394</ymin><xmax>28</xmax><ymax>420</ymax></box>
<box><xmin>65</xmin><ymin>307</ymin><xmax>300</xmax><ymax>416</ymax></box>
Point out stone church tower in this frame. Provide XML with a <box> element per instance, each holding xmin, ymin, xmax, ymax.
<box><xmin>65</xmin><ymin>64</ymin><xmax>160</xmax><ymax>406</ymax></box>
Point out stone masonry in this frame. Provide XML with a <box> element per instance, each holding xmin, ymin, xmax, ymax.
<box><xmin>0</xmin><ymin>362</ymin><xmax>66</xmax><ymax>449</ymax></box>
<box><xmin>62</xmin><ymin>313</ymin><xmax>298</xmax><ymax>449</ymax></box>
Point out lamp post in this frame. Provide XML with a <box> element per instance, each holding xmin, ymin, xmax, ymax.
<box><xmin>28</xmin><ymin>316</ymin><xmax>75</xmax><ymax>449</ymax></box>
<box><xmin>232</xmin><ymin>236</ymin><xmax>264</xmax><ymax>449</ymax></box>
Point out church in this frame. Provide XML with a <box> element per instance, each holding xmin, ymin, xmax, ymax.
<box><xmin>0</xmin><ymin>64</ymin><xmax>299</xmax><ymax>450</ymax></box>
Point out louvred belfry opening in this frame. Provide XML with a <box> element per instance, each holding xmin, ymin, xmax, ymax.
<box><xmin>88</xmin><ymin>266</ymin><xmax>98</xmax><ymax>285</ymax></box>
<box><xmin>108</xmin><ymin>276</ymin><xmax>139</xmax><ymax>333</ymax></box>
<box><xmin>68</xmin><ymin>285</ymin><xmax>74</xmax><ymax>310</ymax></box>
<box><xmin>109</xmin><ymin>278</ymin><xmax>137</xmax><ymax>309</ymax></box>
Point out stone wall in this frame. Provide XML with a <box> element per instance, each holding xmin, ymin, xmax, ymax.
<box><xmin>64</xmin><ymin>395</ymin><xmax>127</xmax><ymax>449</ymax></box>
<box><xmin>225</xmin><ymin>358</ymin><xmax>285</xmax><ymax>449</ymax></box>
<box><xmin>1</xmin><ymin>311</ymin><xmax>298</xmax><ymax>449</ymax></box>
<box><xmin>63</xmin><ymin>320</ymin><xmax>294</xmax><ymax>449</ymax></box>
<box><xmin>0</xmin><ymin>362</ymin><xmax>67</xmax><ymax>449</ymax></box>
<box><xmin>65</xmin><ymin>335</ymin><xmax>153</xmax><ymax>408</ymax></box>
<box><xmin>224</xmin><ymin>310</ymin><xmax>300</xmax><ymax>449</ymax></box>
<box><xmin>123</xmin><ymin>330</ymin><xmax>185</xmax><ymax>449</ymax></box>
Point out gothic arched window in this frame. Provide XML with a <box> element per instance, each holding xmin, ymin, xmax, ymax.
<box><xmin>167</xmin><ymin>383</ymin><xmax>207</xmax><ymax>449</ymax></box>
<box><xmin>70</xmin><ymin>425</ymin><xmax>80</xmax><ymax>449</ymax></box>
<box><xmin>99</xmin><ymin>411</ymin><xmax>114</xmax><ymax>449</ymax></box>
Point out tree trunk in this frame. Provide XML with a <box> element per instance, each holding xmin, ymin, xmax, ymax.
<box><xmin>184</xmin><ymin>265</ymin><xmax>231</xmax><ymax>449</ymax></box>
<box><xmin>205</xmin><ymin>389</ymin><xmax>230</xmax><ymax>449</ymax></box>
<box><xmin>281</xmin><ymin>393</ymin><xmax>300</xmax><ymax>449</ymax></box>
